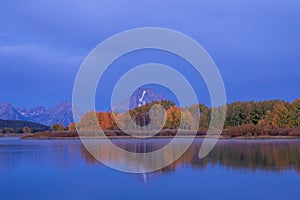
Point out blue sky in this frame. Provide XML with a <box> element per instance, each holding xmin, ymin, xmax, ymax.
<box><xmin>0</xmin><ymin>0</ymin><xmax>299</xmax><ymax>110</ymax></box>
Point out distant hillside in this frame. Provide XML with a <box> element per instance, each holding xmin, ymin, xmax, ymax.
<box><xmin>0</xmin><ymin>101</ymin><xmax>74</xmax><ymax>126</ymax></box>
<box><xmin>0</xmin><ymin>119</ymin><xmax>49</xmax><ymax>133</ymax></box>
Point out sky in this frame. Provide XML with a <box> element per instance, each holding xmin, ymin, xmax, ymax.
<box><xmin>0</xmin><ymin>0</ymin><xmax>300</xmax><ymax>110</ymax></box>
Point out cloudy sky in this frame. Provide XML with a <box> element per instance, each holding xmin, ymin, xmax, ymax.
<box><xmin>0</xmin><ymin>0</ymin><xmax>299</xmax><ymax>110</ymax></box>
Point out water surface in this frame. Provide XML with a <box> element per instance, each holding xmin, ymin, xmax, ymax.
<box><xmin>0</xmin><ymin>137</ymin><xmax>299</xmax><ymax>200</ymax></box>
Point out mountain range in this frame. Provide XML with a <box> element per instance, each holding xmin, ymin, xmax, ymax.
<box><xmin>0</xmin><ymin>87</ymin><xmax>172</xmax><ymax>127</ymax></box>
<box><xmin>0</xmin><ymin>101</ymin><xmax>73</xmax><ymax>126</ymax></box>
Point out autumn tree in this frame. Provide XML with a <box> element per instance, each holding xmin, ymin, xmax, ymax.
<box><xmin>271</xmin><ymin>103</ymin><xmax>295</xmax><ymax>128</ymax></box>
<box><xmin>181</xmin><ymin>108</ymin><xmax>196</xmax><ymax>130</ymax></box>
<box><xmin>23</xmin><ymin>127</ymin><xmax>31</xmax><ymax>133</ymax></box>
<box><xmin>78</xmin><ymin>111</ymin><xmax>99</xmax><ymax>130</ymax></box>
<box><xmin>258</xmin><ymin>102</ymin><xmax>295</xmax><ymax>128</ymax></box>
<box><xmin>95</xmin><ymin>112</ymin><xmax>117</xmax><ymax>130</ymax></box>
<box><xmin>97</xmin><ymin>112</ymin><xmax>110</xmax><ymax>130</ymax></box>
<box><xmin>164</xmin><ymin>106</ymin><xmax>181</xmax><ymax>129</ymax></box>
<box><xmin>68</xmin><ymin>122</ymin><xmax>76</xmax><ymax>131</ymax></box>
<box><xmin>107</xmin><ymin>112</ymin><xmax>118</xmax><ymax>130</ymax></box>
<box><xmin>258</xmin><ymin>110</ymin><xmax>274</xmax><ymax>128</ymax></box>
<box><xmin>148</xmin><ymin>104</ymin><xmax>166</xmax><ymax>130</ymax></box>
<box><xmin>292</xmin><ymin>99</ymin><xmax>300</xmax><ymax>127</ymax></box>
<box><xmin>114</xmin><ymin>112</ymin><xmax>135</xmax><ymax>130</ymax></box>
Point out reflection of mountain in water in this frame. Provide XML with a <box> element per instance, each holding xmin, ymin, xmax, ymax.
<box><xmin>80</xmin><ymin>139</ymin><xmax>300</xmax><ymax>173</ymax></box>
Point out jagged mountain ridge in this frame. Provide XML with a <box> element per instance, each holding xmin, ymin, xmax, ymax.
<box><xmin>129</xmin><ymin>87</ymin><xmax>165</xmax><ymax>109</ymax></box>
<box><xmin>0</xmin><ymin>102</ymin><xmax>26</xmax><ymax>121</ymax></box>
<box><xmin>111</xmin><ymin>87</ymin><xmax>166</xmax><ymax>112</ymax></box>
<box><xmin>0</xmin><ymin>101</ymin><xmax>74</xmax><ymax>126</ymax></box>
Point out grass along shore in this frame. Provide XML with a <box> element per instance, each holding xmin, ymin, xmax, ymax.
<box><xmin>20</xmin><ymin>125</ymin><xmax>300</xmax><ymax>139</ymax></box>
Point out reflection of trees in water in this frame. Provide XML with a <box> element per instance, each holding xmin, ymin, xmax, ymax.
<box><xmin>80</xmin><ymin>140</ymin><xmax>300</xmax><ymax>172</ymax></box>
<box><xmin>79</xmin><ymin>139</ymin><xmax>190</xmax><ymax>172</ymax></box>
<box><xmin>208</xmin><ymin>141</ymin><xmax>300</xmax><ymax>171</ymax></box>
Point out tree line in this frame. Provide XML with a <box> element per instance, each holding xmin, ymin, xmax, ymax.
<box><xmin>0</xmin><ymin>119</ymin><xmax>49</xmax><ymax>134</ymax></box>
<box><xmin>67</xmin><ymin>99</ymin><xmax>300</xmax><ymax>137</ymax></box>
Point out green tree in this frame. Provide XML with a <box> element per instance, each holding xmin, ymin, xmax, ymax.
<box><xmin>51</xmin><ymin>123</ymin><xmax>65</xmax><ymax>131</ymax></box>
<box><xmin>186</xmin><ymin>104</ymin><xmax>209</xmax><ymax>130</ymax></box>
<box><xmin>225</xmin><ymin>102</ymin><xmax>243</xmax><ymax>127</ymax></box>
<box><xmin>1</xmin><ymin>128</ymin><xmax>14</xmax><ymax>133</ymax></box>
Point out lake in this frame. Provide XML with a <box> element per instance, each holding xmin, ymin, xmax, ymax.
<box><xmin>0</xmin><ymin>137</ymin><xmax>299</xmax><ymax>200</ymax></box>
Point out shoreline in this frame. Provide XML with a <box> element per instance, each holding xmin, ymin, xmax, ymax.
<box><xmin>2</xmin><ymin>128</ymin><xmax>300</xmax><ymax>140</ymax></box>
<box><xmin>18</xmin><ymin>134</ymin><xmax>300</xmax><ymax>140</ymax></box>
<box><xmin>2</xmin><ymin>136</ymin><xmax>300</xmax><ymax>141</ymax></box>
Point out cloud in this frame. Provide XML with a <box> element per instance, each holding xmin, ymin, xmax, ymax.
<box><xmin>0</xmin><ymin>44</ymin><xmax>83</xmax><ymax>64</ymax></box>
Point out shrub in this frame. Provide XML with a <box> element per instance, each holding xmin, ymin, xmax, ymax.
<box><xmin>224</xmin><ymin>124</ymin><xmax>267</xmax><ymax>138</ymax></box>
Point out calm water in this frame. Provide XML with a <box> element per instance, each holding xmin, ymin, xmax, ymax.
<box><xmin>0</xmin><ymin>137</ymin><xmax>300</xmax><ymax>200</ymax></box>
